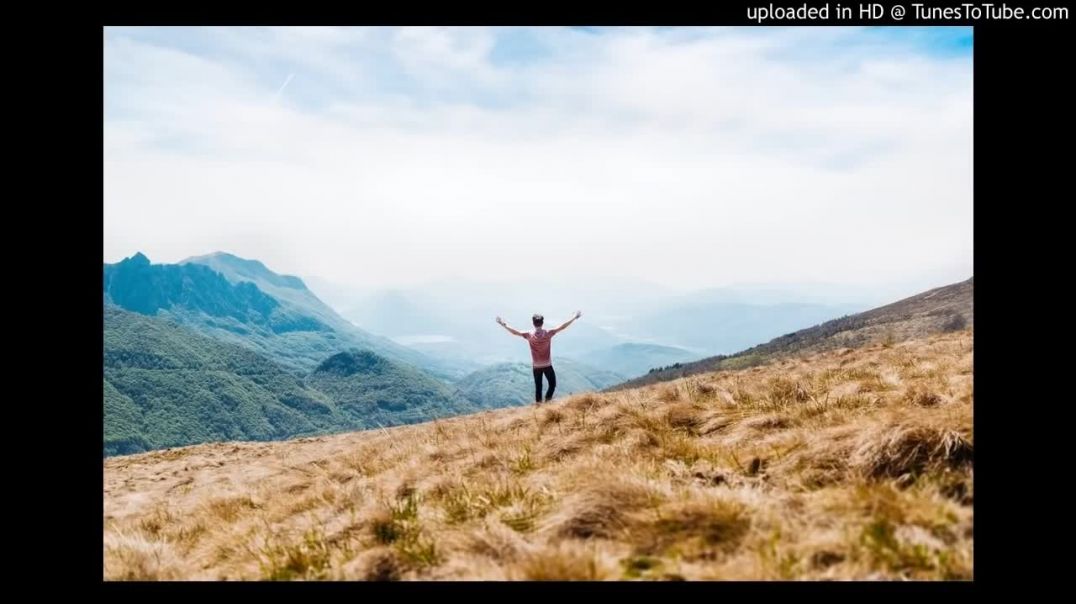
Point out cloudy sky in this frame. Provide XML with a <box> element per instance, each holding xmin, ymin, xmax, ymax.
<box><xmin>104</xmin><ymin>26</ymin><xmax>972</xmax><ymax>293</ymax></box>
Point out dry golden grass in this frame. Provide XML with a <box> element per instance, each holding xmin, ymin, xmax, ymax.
<box><xmin>104</xmin><ymin>330</ymin><xmax>973</xmax><ymax>580</ymax></box>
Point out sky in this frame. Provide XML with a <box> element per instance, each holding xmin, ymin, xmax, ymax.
<box><xmin>103</xmin><ymin>26</ymin><xmax>973</xmax><ymax>294</ymax></box>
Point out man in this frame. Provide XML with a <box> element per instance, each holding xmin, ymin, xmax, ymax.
<box><xmin>496</xmin><ymin>311</ymin><xmax>582</xmax><ymax>404</ymax></box>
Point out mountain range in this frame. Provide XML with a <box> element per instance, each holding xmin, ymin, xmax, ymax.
<box><xmin>570</xmin><ymin>342</ymin><xmax>701</xmax><ymax>378</ymax></box>
<box><xmin>104</xmin><ymin>252</ymin><xmax>471</xmax><ymax>380</ymax></box>
<box><xmin>611</xmin><ymin>277</ymin><xmax>973</xmax><ymax>390</ymax></box>
<box><xmin>103</xmin><ymin>253</ymin><xmax>634</xmax><ymax>455</ymax></box>
<box><xmin>103</xmin><ymin>249</ymin><xmax>972</xmax><ymax>458</ymax></box>
<box><xmin>328</xmin><ymin>280</ymin><xmax>865</xmax><ymax>366</ymax></box>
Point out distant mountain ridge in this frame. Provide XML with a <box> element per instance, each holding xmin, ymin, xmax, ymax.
<box><xmin>104</xmin><ymin>252</ymin><xmax>287</xmax><ymax>328</ymax></box>
<box><xmin>104</xmin><ymin>252</ymin><xmax>469</xmax><ymax>379</ymax></box>
<box><xmin>331</xmin><ymin>278</ymin><xmax>863</xmax><ymax>366</ymax></box>
<box><xmin>610</xmin><ymin>277</ymin><xmax>973</xmax><ymax>390</ymax></box>
<box><xmin>184</xmin><ymin>252</ymin><xmax>308</xmax><ymax>291</ymax></box>
<box><xmin>629</xmin><ymin>300</ymin><xmax>864</xmax><ymax>355</ymax></box>
<box><xmin>572</xmin><ymin>342</ymin><xmax>702</xmax><ymax>379</ymax></box>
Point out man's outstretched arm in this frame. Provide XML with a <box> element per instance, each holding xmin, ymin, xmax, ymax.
<box><xmin>496</xmin><ymin>316</ymin><xmax>526</xmax><ymax>337</ymax></box>
<box><xmin>550</xmin><ymin>310</ymin><xmax>583</xmax><ymax>334</ymax></box>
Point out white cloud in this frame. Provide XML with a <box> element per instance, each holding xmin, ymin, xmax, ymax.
<box><xmin>103</xmin><ymin>26</ymin><xmax>972</xmax><ymax>291</ymax></box>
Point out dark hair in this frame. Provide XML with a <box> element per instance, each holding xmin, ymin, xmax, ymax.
<box><xmin>532</xmin><ymin>314</ymin><xmax>544</xmax><ymax>327</ymax></box>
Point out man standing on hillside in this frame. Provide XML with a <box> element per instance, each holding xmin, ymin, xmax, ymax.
<box><xmin>496</xmin><ymin>311</ymin><xmax>582</xmax><ymax>404</ymax></box>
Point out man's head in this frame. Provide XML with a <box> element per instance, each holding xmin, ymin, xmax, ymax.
<box><xmin>532</xmin><ymin>314</ymin><xmax>544</xmax><ymax>328</ymax></box>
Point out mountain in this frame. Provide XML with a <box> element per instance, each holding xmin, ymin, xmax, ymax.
<box><xmin>105</xmin><ymin>329</ymin><xmax>973</xmax><ymax>580</ymax></box>
<box><xmin>334</xmin><ymin>278</ymin><xmax>871</xmax><ymax>367</ymax></box>
<box><xmin>104</xmin><ymin>307</ymin><xmax>486</xmax><ymax>457</ymax></box>
<box><xmin>103</xmin><ymin>252</ymin><xmax>469</xmax><ymax>379</ymax></box>
<box><xmin>104</xmin><ymin>306</ymin><xmax>348</xmax><ymax>456</ymax></box>
<box><xmin>399</xmin><ymin>321</ymin><xmax>624</xmax><ymax>369</ymax></box>
<box><xmin>182</xmin><ymin>253</ymin><xmax>364</xmax><ymax>335</ymax></box>
<box><xmin>342</xmin><ymin>290</ymin><xmax>447</xmax><ymax>338</ymax></box>
<box><xmin>327</xmin><ymin>277</ymin><xmax>874</xmax><ymax>371</ymax></box>
<box><xmin>456</xmin><ymin>359</ymin><xmax>624</xmax><ymax>409</ymax></box>
<box><xmin>612</xmin><ymin>277</ymin><xmax>973</xmax><ymax>390</ymax></box>
<box><xmin>627</xmin><ymin>300</ymin><xmax>864</xmax><ymax>355</ymax></box>
<box><xmin>572</xmin><ymin>343</ymin><xmax>702</xmax><ymax>379</ymax></box>
<box><xmin>305</xmin><ymin>350</ymin><xmax>480</xmax><ymax>428</ymax></box>
<box><xmin>337</xmin><ymin>276</ymin><xmax>677</xmax><ymax>336</ymax></box>
<box><xmin>343</xmin><ymin>287</ymin><xmax>626</xmax><ymax>367</ymax></box>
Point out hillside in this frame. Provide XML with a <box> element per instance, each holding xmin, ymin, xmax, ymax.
<box><xmin>104</xmin><ymin>307</ymin><xmax>347</xmax><ymax>456</ymax></box>
<box><xmin>306</xmin><ymin>350</ymin><xmax>480</xmax><ymax>428</ymax></box>
<box><xmin>613</xmin><ymin>278</ymin><xmax>973</xmax><ymax>390</ymax></box>
<box><xmin>456</xmin><ymin>359</ymin><xmax>624</xmax><ymax>409</ymax></box>
<box><xmin>104</xmin><ymin>308</ymin><xmax>482</xmax><ymax>457</ymax></box>
<box><xmin>574</xmin><ymin>343</ymin><xmax>701</xmax><ymax>379</ymax></box>
<box><xmin>104</xmin><ymin>330</ymin><xmax>972</xmax><ymax>580</ymax></box>
<box><xmin>104</xmin><ymin>252</ymin><xmax>467</xmax><ymax>379</ymax></box>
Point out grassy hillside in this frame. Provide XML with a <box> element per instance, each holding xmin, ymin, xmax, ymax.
<box><xmin>104</xmin><ymin>307</ymin><xmax>347</xmax><ymax>456</ymax></box>
<box><xmin>615</xmin><ymin>278</ymin><xmax>972</xmax><ymax>390</ymax></box>
<box><xmin>456</xmin><ymin>359</ymin><xmax>624</xmax><ymax>409</ymax></box>
<box><xmin>104</xmin><ymin>308</ymin><xmax>482</xmax><ymax>456</ymax></box>
<box><xmin>305</xmin><ymin>350</ymin><xmax>480</xmax><ymax>428</ymax></box>
<box><xmin>104</xmin><ymin>330</ymin><xmax>972</xmax><ymax>580</ymax></box>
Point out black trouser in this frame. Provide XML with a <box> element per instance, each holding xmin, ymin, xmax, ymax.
<box><xmin>533</xmin><ymin>365</ymin><xmax>556</xmax><ymax>402</ymax></box>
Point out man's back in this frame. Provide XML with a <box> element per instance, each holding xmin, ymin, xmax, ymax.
<box><xmin>524</xmin><ymin>328</ymin><xmax>555</xmax><ymax>368</ymax></box>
